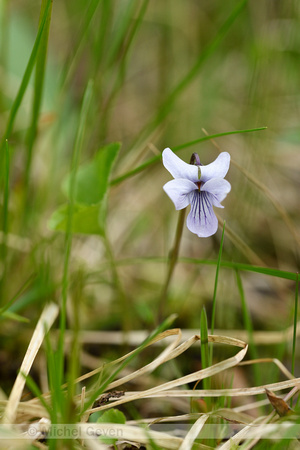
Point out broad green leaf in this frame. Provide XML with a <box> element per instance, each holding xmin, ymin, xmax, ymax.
<box><xmin>96</xmin><ymin>408</ymin><xmax>126</xmax><ymax>445</ymax></box>
<box><xmin>97</xmin><ymin>408</ymin><xmax>126</xmax><ymax>425</ymax></box>
<box><xmin>62</xmin><ymin>142</ymin><xmax>121</xmax><ymax>205</ymax></box>
<box><xmin>48</xmin><ymin>202</ymin><xmax>106</xmax><ymax>235</ymax></box>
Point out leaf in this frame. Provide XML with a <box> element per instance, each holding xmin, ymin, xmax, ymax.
<box><xmin>97</xmin><ymin>408</ymin><xmax>126</xmax><ymax>425</ymax></box>
<box><xmin>48</xmin><ymin>202</ymin><xmax>106</xmax><ymax>235</ymax></box>
<box><xmin>96</xmin><ymin>408</ymin><xmax>126</xmax><ymax>444</ymax></box>
<box><xmin>265</xmin><ymin>389</ymin><xmax>294</xmax><ymax>417</ymax></box>
<box><xmin>62</xmin><ymin>142</ymin><xmax>121</xmax><ymax>205</ymax></box>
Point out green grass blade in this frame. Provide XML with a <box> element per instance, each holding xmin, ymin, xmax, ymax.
<box><xmin>180</xmin><ymin>258</ymin><xmax>299</xmax><ymax>282</ymax></box>
<box><xmin>101</xmin><ymin>0</ymin><xmax>149</xmax><ymax>122</ymax></box>
<box><xmin>111</xmin><ymin>127</ymin><xmax>266</xmax><ymax>186</ymax></box>
<box><xmin>82</xmin><ymin>313</ymin><xmax>177</xmax><ymax>414</ymax></box>
<box><xmin>24</xmin><ymin>0</ymin><xmax>53</xmax><ymax>200</ymax></box>
<box><xmin>60</xmin><ymin>0</ymin><xmax>102</xmax><ymax>87</ymax></box>
<box><xmin>235</xmin><ymin>270</ymin><xmax>261</xmax><ymax>384</ymax></box>
<box><xmin>0</xmin><ymin>0</ymin><xmax>52</xmax><ymax>170</ymax></box>
<box><xmin>0</xmin><ymin>0</ymin><xmax>8</xmax><ymax>107</ymax></box>
<box><xmin>210</xmin><ymin>222</ymin><xmax>226</xmax><ymax>337</ymax></box>
<box><xmin>292</xmin><ymin>273</ymin><xmax>299</xmax><ymax>376</ymax></box>
<box><xmin>127</xmin><ymin>0</ymin><xmax>248</xmax><ymax>154</ymax></box>
<box><xmin>105</xmin><ymin>0</ymin><xmax>139</xmax><ymax>67</ymax></box>
<box><xmin>0</xmin><ymin>274</ymin><xmax>35</xmax><ymax>318</ymax></box>
<box><xmin>200</xmin><ymin>307</ymin><xmax>210</xmax><ymax>393</ymax></box>
<box><xmin>57</xmin><ymin>80</ymin><xmax>94</xmax><ymax>387</ymax></box>
<box><xmin>22</xmin><ymin>372</ymin><xmax>53</xmax><ymax>419</ymax></box>
<box><xmin>0</xmin><ymin>140</ymin><xmax>10</xmax><ymax>302</ymax></box>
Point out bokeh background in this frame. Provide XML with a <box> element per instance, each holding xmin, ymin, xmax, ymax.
<box><xmin>1</xmin><ymin>0</ymin><xmax>300</xmax><ymax>397</ymax></box>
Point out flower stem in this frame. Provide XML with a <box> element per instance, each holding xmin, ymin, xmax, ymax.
<box><xmin>158</xmin><ymin>208</ymin><xmax>186</xmax><ymax>322</ymax></box>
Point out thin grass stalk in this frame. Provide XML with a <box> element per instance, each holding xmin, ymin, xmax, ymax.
<box><xmin>158</xmin><ymin>207</ymin><xmax>186</xmax><ymax>321</ymax></box>
<box><xmin>210</xmin><ymin>222</ymin><xmax>226</xmax><ymax>339</ymax></box>
<box><xmin>111</xmin><ymin>127</ymin><xmax>266</xmax><ymax>186</ymax></box>
<box><xmin>99</xmin><ymin>0</ymin><xmax>149</xmax><ymax>139</ymax></box>
<box><xmin>0</xmin><ymin>0</ymin><xmax>8</xmax><ymax>109</ymax></box>
<box><xmin>24</xmin><ymin>0</ymin><xmax>53</xmax><ymax>209</ymax></box>
<box><xmin>0</xmin><ymin>140</ymin><xmax>10</xmax><ymax>304</ymax></box>
<box><xmin>103</xmin><ymin>233</ymin><xmax>131</xmax><ymax>332</ymax></box>
<box><xmin>200</xmin><ymin>307</ymin><xmax>211</xmax><ymax>410</ymax></box>
<box><xmin>60</xmin><ymin>0</ymin><xmax>102</xmax><ymax>89</ymax></box>
<box><xmin>0</xmin><ymin>0</ymin><xmax>52</xmax><ymax>172</ymax></box>
<box><xmin>58</xmin><ymin>80</ymin><xmax>93</xmax><ymax>386</ymax></box>
<box><xmin>105</xmin><ymin>0</ymin><xmax>138</xmax><ymax>68</ymax></box>
<box><xmin>0</xmin><ymin>274</ymin><xmax>35</xmax><ymax>319</ymax></box>
<box><xmin>127</xmin><ymin>0</ymin><xmax>248</xmax><ymax>156</ymax></box>
<box><xmin>291</xmin><ymin>273</ymin><xmax>299</xmax><ymax>376</ymax></box>
<box><xmin>235</xmin><ymin>270</ymin><xmax>261</xmax><ymax>385</ymax></box>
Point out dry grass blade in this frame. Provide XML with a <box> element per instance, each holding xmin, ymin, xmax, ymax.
<box><xmin>105</xmin><ymin>328</ymin><xmax>183</xmax><ymax>391</ymax></box>
<box><xmin>215</xmin><ymin>213</ymin><xmax>264</xmax><ymax>266</ymax></box>
<box><xmin>179</xmin><ymin>414</ymin><xmax>209</xmax><ymax>450</ymax></box>
<box><xmin>87</xmin><ymin>334</ymin><xmax>247</xmax><ymax>413</ymax></box>
<box><xmin>73</xmin><ymin>328</ymin><xmax>183</xmax><ymax>385</ymax></box>
<box><xmin>239</xmin><ymin>358</ymin><xmax>294</xmax><ymax>380</ymax></box>
<box><xmin>2</xmin><ymin>302</ymin><xmax>59</xmax><ymax>424</ymax></box>
<box><xmin>142</xmin><ymin>376</ymin><xmax>300</xmax><ymax>399</ymax></box>
<box><xmin>74</xmin><ymin>320</ymin><xmax>300</xmax><ymax>347</ymax></box>
<box><xmin>79</xmin><ymin>423</ymin><xmax>185</xmax><ymax>450</ymax></box>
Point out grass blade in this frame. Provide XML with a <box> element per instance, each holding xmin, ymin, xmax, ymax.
<box><xmin>127</xmin><ymin>0</ymin><xmax>248</xmax><ymax>155</ymax></box>
<box><xmin>24</xmin><ymin>0</ymin><xmax>53</xmax><ymax>203</ymax></box>
<box><xmin>210</xmin><ymin>222</ymin><xmax>226</xmax><ymax>338</ymax></box>
<box><xmin>0</xmin><ymin>140</ymin><xmax>10</xmax><ymax>302</ymax></box>
<box><xmin>235</xmin><ymin>270</ymin><xmax>260</xmax><ymax>384</ymax></box>
<box><xmin>57</xmin><ymin>80</ymin><xmax>94</xmax><ymax>387</ymax></box>
<box><xmin>0</xmin><ymin>0</ymin><xmax>52</xmax><ymax>172</ymax></box>
<box><xmin>111</xmin><ymin>127</ymin><xmax>266</xmax><ymax>186</ymax></box>
<box><xmin>200</xmin><ymin>307</ymin><xmax>210</xmax><ymax>394</ymax></box>
<box><xmin>291</xmin><ymin>273</ymin><xmax>299</xmax><ymax>376</ymax></box>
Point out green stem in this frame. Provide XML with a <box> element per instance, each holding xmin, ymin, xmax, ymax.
<box><xmin>24</xmin><ymin>0</ymin><xmax>53</xmax><ymax>210</ymax></box>
<box><xmin>158</xmin><ymin>208</ymin><xmax>186</xmax><ymax>322</ymax></box>
<box><xmin>292</xmin><ymin>273</ymin><xmax>299</xmax><ymax>376</ymax></box>
<box><xmin>235</xmin><ymin>269</ymin><xmax>260</xmax><ymax>384</ymax></box>
<box><xmin>0</xmin><ymin>0</ymin><xmax>52</xmax><ymax>172</ymax></box>
<box><xmin>57</xmin><ymin>81</ymin><xmax>93</xmax><ymax>386</ymax></box>
<box><xmin>209</xmin><ymin>222</ymin><xmax>225</xmax><ymax>364</ymax></box>
<box><xmin>103</xmin><ymin>233</ymin><xmax>131</xmax><ymax>333</ymax></box>
<box><xmin>0</xmin><ymin>140</ymin><xmax>10</xmax><ymax>304</ymax></box>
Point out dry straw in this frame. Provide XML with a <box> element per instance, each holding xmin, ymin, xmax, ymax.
<box><xmin>1</xmin><ymin>306</ymin><xmax>300</xmax><ymax>449</ymax></box>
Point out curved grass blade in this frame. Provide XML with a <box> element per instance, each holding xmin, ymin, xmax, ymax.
<box><xmin>111</xmin><ymin>127</ymin><xmax>266</xmax><ymax>186</ymax></box>
<box><xmin>181</xmin><ymin>257</ymin><xmax>299</xmax><ymax>282</ymax></box>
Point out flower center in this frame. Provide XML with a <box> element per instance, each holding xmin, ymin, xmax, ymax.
<box><xmin>195</xmin><ymin>181</ymin><xmax>202</xmax><ymax>191</ymax></box>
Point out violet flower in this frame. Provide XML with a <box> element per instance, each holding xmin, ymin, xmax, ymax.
<box><xmin>162</xmin><ymin>148</ymin><xmax>231</xmax><ymax>237</ymax></box>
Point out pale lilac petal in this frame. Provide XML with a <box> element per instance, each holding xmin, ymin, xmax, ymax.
<box><xmin>201</xmin><ymin>178</ymin><xmax>231</xmax><ymax>207</ymax></box>
<box><xmin>186</xmin><ymin>191</ymin><xmax>218</xmax><ymax>237</ymax></box>
<box><xmin>200</xmin><ymin>152</ymin><xmax>230</xmax><ymax>182</ymax></box>
<box><xmin>163</xmin><ymin>179</ymin><xmax>196</xmax><ymax>210</ymax></box>
<box><xmin>162</xmin><ymin>148</ymin><xmax>199</xmax><ymax>182</ymax></box>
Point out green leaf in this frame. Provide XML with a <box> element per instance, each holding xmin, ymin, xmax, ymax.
<box><xmin>97</xmin><ymin>408</ymin><xmax>126</xmax><ymax>425</ymax></box>
<box><xmin>62</xmin><ymin>142</ymin><xmax>121</xmax><ymax>205</ymax></box>
<box><xmin>48</xmin><ymin>202</ymin><xmax>106</xmax><ymax>235</ymax></box>
<box><xmin>96</xmin><ymin>408</ymin><xmax>126</xmax><ymax>444</ymax></box>
<box><xmin>0</xmin><ymin>311</ymin><xmax>29</xmax><ymax>323</ymax></box>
